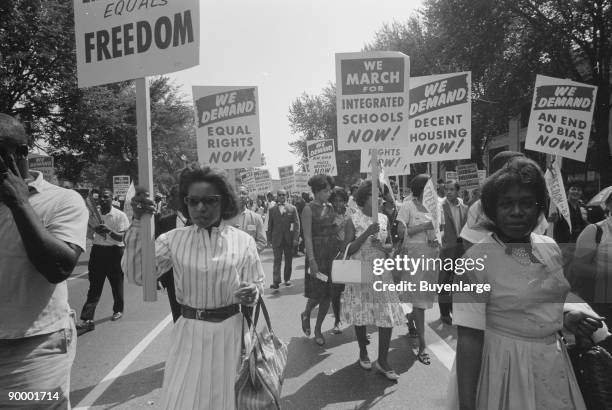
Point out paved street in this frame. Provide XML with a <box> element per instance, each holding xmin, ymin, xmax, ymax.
<box><xmin>68</xmin><ymin>248</ymin><xmax>457</xmax><ymax>410</ymax></box>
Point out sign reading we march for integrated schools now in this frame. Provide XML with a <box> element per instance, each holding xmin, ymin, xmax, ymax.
<box><xmin>307</xmin><ymin>139</ymin><xmax>337</xmax><ymax>176</ymax></box>
<box><xmin>407</xmin><ymin>72</ymin><xmax>471</xmax><ymax>163</ymax></box>
<box><xmin>525</xmin><ymin>75</ymin><xmax>597</xmax><ymax>162</ymax></box>
<box><xmin>360</xmin><ymin>148</ymin><xmax>410</xmax><ymax>176</ymax></box>
<box><xmin>336</xmin><ymin>52</ymin><xmax>410</xmax><ymax>150</ymax></box>
<box><xmin>193</xmin><ymin>86</ymin><xmax>261</xmax><ymax>169</ymax></box>
<box><xmin>73</xmin><ymin>0</ymin><xmax>199</xmax><ymax>88</ymax></box>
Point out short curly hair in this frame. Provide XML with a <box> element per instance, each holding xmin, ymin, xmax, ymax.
<box><xmin>308</xmin><ymin>174</ymin><xmax>335</xmax><ymax>193</ymax></box>
<box><xmin>481</xmin><ymin>156</ymin><xmax>547</xmax><ymax>223</ymax></box>
<box><xmin>355</xmin><ymin>180</ymin><xmax>381</xmax><ymax>207</ymax></box>
<box><xmin>329</xmin><ymin>186</ymin><xmax>348</xmax><ymax>203</ymax></box>
<box><xmin>178</xmin><ymin>165</ymin><xmax>239</xmax><ymax>220</ymax></box>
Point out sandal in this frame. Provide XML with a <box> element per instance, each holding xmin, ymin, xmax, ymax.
<box><xmin>416</xmin><ymin>351</ymin><xmax>431</xmax><ymax>365</ymax></box>
<box><xmin>300</xmin><ymin>312</ymin><xmax>311</xmax><ymax>337</ymax></box>
<box><xmin>332</xmin><ymin>324</ymin><xmax>342</xmax><ymax>334</ymax></box>
<box><xmin>407</xmin><ymin>323</ymin><xmax>418</xmax><ymax>338</ymax></box>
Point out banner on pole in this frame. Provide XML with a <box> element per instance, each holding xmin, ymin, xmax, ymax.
<box><xmin>545</xmin><ymin>157</ymin><xmax>572</xmax><ymax>233</ymax></box>
<box><xmin>423</xmin><ymin>178</ymin><xmax>441</xmax><ymax>243</ymax></box>
<box><xmin>307</xmin><ymin>139</ymin><xmax>338</xmax><ymax>176</ymax></box>
<box><xmin>193</xmin><ymin>86</ymin><xmax>261</xmax><ymax>169</ymax></box>
<box><xmin>407</xmin><ymin>72</ymin><xmax>471</xmax><ymax>163</ymax></box>
<box><xmin>73</xmin><ymin>0</ymin><xmax>199</xmax><ymax>88</ymax></box>
<box><xmin>525</xmin><ymin>75</ymin><xmax>597</xmax><ymax>162</ymax></box>
<box><xmin>335</xmin><ymin>52</ymin><xmax>410</xmax><ymax>150</ymax></box>
<box><xmin>360</xmin><ymin>148</ymin><xmax>410</xmax><ymax>176</ymax></box>
<box><xmin>113</xmin><ymin>175</ymin><xmax>131</xmax><ymax>199</ymax></box>
<box><xmin>278</xmin><ymin>165</ymin><xmax>295</xmax><ymax>191</ymax></box>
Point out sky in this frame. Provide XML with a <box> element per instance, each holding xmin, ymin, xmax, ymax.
<box><xmin>170</xmin><ymin>0</ymin><xmax>423</xmax><ymax>179</ymax></box>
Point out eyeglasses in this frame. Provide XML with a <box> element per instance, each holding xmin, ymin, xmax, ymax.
<box><xmin>497</xmin><ymin>199</ymin><xmax>538</xmax><ymax>212</ymax></box>
<box><xmin>184</xmin><ymin>195</ymin><xmax>222</xmax><ymax>207</ymax></box>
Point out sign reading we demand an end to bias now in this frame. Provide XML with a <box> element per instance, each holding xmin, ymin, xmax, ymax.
<box><xmin>336</xmin><ymin>52</ymin><xmax>410</xmax><ymax>150</ymax></box>
<box><xmin>307</xmin><ymin>139</ymin><xmax>338</xmax><ymax>176</ymax></box>
<box><xmin>193</xmin><ymin>86</ymin><xmax>262</xmax><ymax>169</ymax></box>
<box><xmin>73</xmin><ymin>0</ymin><xmax>199</xmax><ymax>88</ymax></box>
<box><xmin>407</xmin><ymin>72</ymin><xmax>471</xmax><ymax>163</ymax></box>
<box><xmin>525</xmin><ymin>75</ymin><xmax>597</xmax><ymax>162</ymax></box>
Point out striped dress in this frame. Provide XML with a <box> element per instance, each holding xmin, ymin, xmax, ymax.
<box><xmin>122</xmin><ymin>219</ymin><xmax>265</xmax><ymax>410</ymax></box>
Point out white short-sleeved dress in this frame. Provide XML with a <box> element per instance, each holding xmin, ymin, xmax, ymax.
<box><xmin>447</xmin><ymin>232</ymin><xmax>586</xmax><ymax>410</ymax></box>
<box><xmin>122</xmin><ymin>220</ymin><xmax>265</xmax><ymax>410</ymax></box>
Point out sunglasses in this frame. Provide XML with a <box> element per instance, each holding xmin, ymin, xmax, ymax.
<box><xmin>184</xmin><ymin>195</ymin><xmax>222</xmax><ymax>207</ymax></box>
<box><xmin>0</xmin><ymin>144</ymin><xmax>28</xmax><ymax>159</ymax></box>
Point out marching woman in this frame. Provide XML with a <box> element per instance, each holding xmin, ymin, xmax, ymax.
<box><xmin>342</xmin><ymin>180</ymin><xmax>406</xmax><ymax>380</ymax></box>
<box><xmin>449</xmin><ymin>157</ymin><xmax>604</xmax><ymax>410</ymax></box>
<box><xmin>122</xmin><ymin>165</ymin><xmax>264</xmax><ymax>410</ymax></box>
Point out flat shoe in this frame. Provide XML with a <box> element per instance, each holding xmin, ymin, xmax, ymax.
<box><xmin>417</xmin><ymin>351</ymin><xmax>431</xmax><ymax>365</ymax></box>
<box><xmin>359</xmin><ymin>358</ymin><xmax>372</xmax><ymax>370</ymax></box>
<box><xmin>314</xmin><ymin>335</ymin><xmax>325</xmax><ymax>346</ymax></box>
<box><xmin>300</xmin><ymin>312</ymin><xmax>311</xmax><ymax>337</ymax></box>
<box><xmin>374</xmin><ymin>361</ymin><xmax>399</xmax><ymax>380</ymax></box>
<box><xmin>332</xmin><ymin>325</ymin><xmax>342</xmax><ymax>334</ymax></box>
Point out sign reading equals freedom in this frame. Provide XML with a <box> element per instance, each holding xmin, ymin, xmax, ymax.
<box><xmin>336</xmin><ymin>51</ymin><xmax>410</xmax><ymax>150</ymax></box>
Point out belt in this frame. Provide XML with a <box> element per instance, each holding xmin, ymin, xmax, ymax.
<box><xmin>181</xmin><ymin>304</ymin><xmax>240</xmax><ymax>322</ymax></box>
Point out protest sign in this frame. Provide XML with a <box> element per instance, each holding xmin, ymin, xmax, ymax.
<box><xmin>240</xmin><ymin>168</ymin><xmax>256</xmax><ymax>196</ymax></box>
<box><xmin>73</xmin><ymin>0</ymin><xmax>199</xmax><ymax>88</ymax></box>
<box><xmin>271</xmin><ymin>179</ymin><xmax>281</xmax><ymax>193</ymax></box>
<box><xmin>445</xmin><ymin>171</ymin><xmax>457</xmax><ymax>182</ymax></box>
<box><xmin>525</xmin><ymin>75</ymin><xmax>597</xmax><ymax>162</ymax></box>
<box><xmin>456</xmin><ymin>163</ymin><xmax>480</xmax><ymax>192</ymax></box>
<box><xmin>252</xmin><ymin>169</ymin><xmax>272</xmax><ymax>196</ymax></box>
<box><xmin>279</xmin><ymin>165</ymin><xmax>295</xmax><ymax>191</ymax></box>
<box><xmin>113</xmin><ymin>175</ymin><xmax>131</xmax><ymax>199</ymax></box>
<box><xmin>360</xmin><ymin>148</ymin><xmax>411</xmax><ymax>176</ymax></box>
<box><xmin>335</xmin><ymin>52</ymin><xmax>410</xmax><ymax>150</ymax></box>
<box><xmin>294</xmin><ymin>171</ymin><xmax>310</xmax><ymax>193</ymax></box>
<box><xmin>407</xmin><ymin>72</ymin><xmax>471</xmax><ymax>163</ymax></box>
<box><xmin>193</xmin><ymin>86</ymin><xmax>261</xmax><ymax>169</ymax></box>
<box><xmin>28</xmin><ymin>155</ymin><xmax>55</xmax><ymax>183</ymax></box>
<box><xmin>545</xmin><ymin>158</ymin><xmax>572</xmax><ymax>233</ymax></box>
<box><xmin>307</xmin><ymin>139</ymin><xmax>338</xmax><ymax>176</ymax></box>
<box><xmin>477</xmin><ymin>170</ymin><xmax>486</xmax><ymax>186</ymax></box>
<box><xmin>423</xmin><ymin>178</ymin><xmax>441</xmax><ymax>243</ymax></box>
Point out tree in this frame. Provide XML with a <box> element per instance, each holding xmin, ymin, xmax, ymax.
<box><xmin>422</xmin><ymin>0</ymin><xmax>612</xmax><ymax>184</ymax></box>
<box><xmin>288</xmin><ymin>84</ymin><xmax>361</xmax><ymax>187</ymax></box>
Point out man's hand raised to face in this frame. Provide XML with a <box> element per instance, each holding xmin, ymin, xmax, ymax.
<box><xmin>0</xmin><ymin>151</ymin><xmax>29</xmax><ymax>209</ymax></box>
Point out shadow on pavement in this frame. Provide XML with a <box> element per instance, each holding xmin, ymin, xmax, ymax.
<box><xmin>71</xmin><ymin>361</ymin><xmax>165</xmax><ymax>408</ymax></box>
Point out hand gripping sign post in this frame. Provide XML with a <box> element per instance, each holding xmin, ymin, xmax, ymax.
<box><xmin>193</xmin><ymin>86</ymin><xmax>261</xmax><ymax>170</ymax></box>
<box><xmin>408</xmin><ymin>72</ymin><xmax>472</xmax><ymax>163</ymax></box>
<box><xmin>336</xmin><ymin>51</ymin><xmax>409</xmax><ymax>221</ymax></box>
<box><xmin>73</xmin><ymin>0</ymin><xmax>200</xmax><ymax>302</ymax></box>
<box><xmin>525</xmin><ymin>75</ymin><xmax>597</xmax><ymax>162</ymax></box>
<box><xmin>306</xmin><ymin>139</ymin><xmax>338</xmax><ymax>176</ymax></box>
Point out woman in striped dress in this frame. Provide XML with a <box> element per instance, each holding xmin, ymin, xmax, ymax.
<box><xmin>122</xmin><ymin>166</ymin><xmax>265</xmax><ymax>410</ymax></box>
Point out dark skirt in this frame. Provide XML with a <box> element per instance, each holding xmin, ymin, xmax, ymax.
<box><xmin>304</xmin><ymin>236</ymin><xmax>339</xmax><ymax>299</ymax></box>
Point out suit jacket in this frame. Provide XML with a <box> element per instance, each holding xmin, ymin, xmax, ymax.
<box><xmin>267</xmin><ymin>203</ymin><xmax>300</xmax><ymax>247</ymax></box>
<box><xmin>441</xmin><ymin>198</ymin><xmax>468</xmax><ymax>259</ymax></box>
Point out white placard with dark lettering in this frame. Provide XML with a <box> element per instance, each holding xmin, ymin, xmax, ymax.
<box><xmin>407</xmin><ymin>72</ymin><xmax>471</xmax><ymax>163</ymax></box>
<box><xmin>525</xmin><ymin>75</ymin><xmax>597</xmax><ymax>162</ymax></box>
<box><xmin>74</xmin><ymin>0</ymin><xmax>200</xmax><ymax>88</ymax></box>
<box><xmin>193</xmin><ymin>86</ymin><xmax>261</xmax><ymax>169</ymax></box>
<box><xmin>335</xmin><ymin>51</ymin><xmax>410</xmax><ymax>150</ymax></box>
<box><xmin>307</xmin><ymin>139</ymin><xmax>337</xmax><ymax>176</ymax></box>
<box><xmin>278</xmin><ymin>165</ymin><xmax>295</xmax><ymax>191</ymax></box>
<box><xmin>360</xmin><ymin>148</ymin><xmax>411</xmax><ymax>176</ymax></box>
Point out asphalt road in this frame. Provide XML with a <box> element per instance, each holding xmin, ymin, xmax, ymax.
<box><xmin>67</xmin><ymin>247</ymin><xmax>457</xmax><ymax>410</ymax></box>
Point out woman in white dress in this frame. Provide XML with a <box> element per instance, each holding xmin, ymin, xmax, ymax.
<box><xmin>122</xmin><ymin>166</ymin><xmax>265</xmax><ymax>410</ymax></box>
<box><xmin>449</xmin><ymin>157</ymin><xmax>604</xmax><ymax>410</ymax></box>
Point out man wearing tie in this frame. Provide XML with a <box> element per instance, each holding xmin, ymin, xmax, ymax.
<box><xmin>229</xmin><ymin>186</ymin><xmax>266</xmax><ymax>253</ymax></box>
<box><xmin>267</xmin><ymin>189</ymin><xmax>300</xmax><ymax>291</ymax></box>
<box><xmin>439</xmin><ymin>180</ymin><xmax>468</xmax><ymax>325</ymax></box>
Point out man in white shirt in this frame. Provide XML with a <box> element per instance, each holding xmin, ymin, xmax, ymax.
<box><xmin>229</xmin><ymin>186</ymin><xmax>266</xmax><ymax>252</ymax></box>
<box><xmin>0</xmin><ymin>114</ymin><xmax>88</xmax><ymax>409</ymax></box>
<box><xmin>77</xmin><ymin>188</ymin><xmax>130</xmax><ymax>331</ymax></box>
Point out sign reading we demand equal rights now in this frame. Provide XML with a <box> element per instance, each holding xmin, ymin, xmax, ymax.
<box><xmin>193</xmin><ymin>86</ymin><xmax>262</xmax><ymax>169</ymax></box>
<box><xmin>407</xmin><ymin>72</ymin><xmax>472</xmax><ymax>162</ymax></box>
<box><xmin>525</xmin><ymin>75</ymin><xmax>597</xmax><ymax>162</ymax></box>
<box><xmin>336</xmin><ymin>52</ymin><xmax>410</xmax><ymax>150</ymax></box>
<box><xmin>73</xmin><ymin>0</ymin><xmax>199</xmax><ymax>88</ymax></box>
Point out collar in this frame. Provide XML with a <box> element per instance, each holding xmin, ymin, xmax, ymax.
<box><xmin>26</xmin><ymin>171</ymin><xmax>48</xmax><ymax>194</ymax></box>
<box><xmin>195</xmin><ymin>219</ymin><xmax>228</xmax><ymax>233</ymax></box>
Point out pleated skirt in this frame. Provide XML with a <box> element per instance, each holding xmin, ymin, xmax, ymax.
<box><xmin>161</xmin><ymin>314</ymin><xmax>243</xmax><ymax>410</ymax></box>
<box><xmin>446</xmin><ymin>328</ymin><xmax>586</xmax><ymax>410</ymax></box>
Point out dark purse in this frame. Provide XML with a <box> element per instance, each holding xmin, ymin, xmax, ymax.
<box><xmin>561</xmin><ymin>334</ymin><xmax>612</xmax><ymax>410</ymax></box>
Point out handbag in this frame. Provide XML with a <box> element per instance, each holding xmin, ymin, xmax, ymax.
<box><xmin>235</xmin><ymin>297</ymin><xmax>288</xmax><ymax>410</ymax></box>
<box><xmin>561</xmin><ymin>333</ymin><xmax>612</xmax><ymax>410</ymax></box>
<box><xmin>331</xmin><ymin>244</ymin><xmax>363</xmax><ymax>284</ymax></box>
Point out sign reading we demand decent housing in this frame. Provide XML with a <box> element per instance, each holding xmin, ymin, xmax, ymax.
<box><xmin>193</xmin><ymin>86</ymin><xmax>262</xmax><ymax>169</ymax></box>
<box><xmin>307</xmin><ymin>139</ymin><xmax>337</xmax><ymax>176</ymax></box>
<box><xmin>336</xmin><ymin>52</ymin><xmax>410</xmax><ymax>150</ymax></box>
<box><xmin>525</xmin><ymin>75</ymin><xmax>597</xmax><ymax>162</ymax></box>
<box><xmin>74</xmin><ymin>0</ymin><xmax>199</xmax><ymax>88</ymax></box>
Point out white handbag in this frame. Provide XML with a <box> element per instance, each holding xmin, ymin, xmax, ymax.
<box><xmin>331</xmin><ymin>244</ymin><xmax>363</xmax><ymax>284</ymax></box>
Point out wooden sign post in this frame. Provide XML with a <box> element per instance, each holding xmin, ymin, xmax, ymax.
<box><xmin>371</xmin><ymin>150</ymin><xmax>379</xmax><ymax>223</ymax></box>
